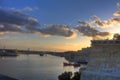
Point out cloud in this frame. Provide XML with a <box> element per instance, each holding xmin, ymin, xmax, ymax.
<box><xmin>0</xmin><ymin>8</ymin><xmax>42</xmax><ymax>34</ymax></box>
<box><xmin>23</xmin><ymin>6</ymin><xmax>39</xmax><ymax>11</ymax></box>
<box><xmin>92</xmin><ymin>16</ymin><xmax>111</xmax><ymax>27</ymax></box>
<box><xmin>0</xmin><ymin>7</ymin><xmax>109</xmax><ymax>39</ymax></box>
<box><xmin>0</xmin><ymin>23</ymin><xmax>23</xmax><ymax>33</ymax></box>
<box><xmin>1</xmin><ymin>7</ymin><xmax>119</xmax><ymax>39</ymax></box>
<box><xmin>92</xmin><ymin>12</ymin><xmax>120</xmax><ymax>28</ymax></box>
<box><xmin>75</xmin><ymin>21</ymin><xmax>110</xmax><ymax>38</ymax></box>
<box><xmin>91</xmin><ymin>2</ymin><xmax>120</xmax><ymax>27</ymax></box>
<box><xmin>0</xmin><ymin>8</ymin><xmax>76</xmax><ymax>38</ymax></box>
<box><xmin>38</xmin><ymin>24</ymin><xmax>76</xmax><ymax>38</ymax></box>
<box><xmin>113</xmin><ymin>11</ymin><xmax>120</xmax><ymax>16</ymax></box>
<box><xmin>92</xmin><ymin>11</ymin><xmax>120</xmax><ymax>28</ymax></box>
<box><xmin>24</xmin><ymin>7</ymin><xmax>33</xmax><ymax>11</ymax></box>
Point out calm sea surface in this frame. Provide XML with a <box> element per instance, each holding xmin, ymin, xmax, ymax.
<box><xmin>0</xmin><ymin>54</ymin><xmax>78</xmax><ymax>80</ymax></box>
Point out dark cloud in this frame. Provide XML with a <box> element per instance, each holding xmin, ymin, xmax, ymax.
<box><xmin>0</xmin><ymin>8</ymin><xmax>109</xmax><ymax>38</ymax></box>
<box><xmin>92</xmin><ymin>11</ymin><xmax>120</xmax><ymax>27</ymax></box>
<box><xmin>39</xmin><ymin>24</ymin><xmax>76</xmax><ymax>38</ymax></box>
<box><xmin>110</xmin><ymin>17</ymin><xmax>120</xmax><ymax>22</ymax></box>
<box><xmin>75</xmin><ymin>21</ymin><xmax>110</xmax><ymax>37</ymax></box>
<box><xmin>0</xmin><ymin>8</ymin><xmax>76</xmax><ymax>38</ymax></box>
<box><xmin>77</xmin><ymin>8</ymin><xmax>120</xmax><ymax>38</ymax></box>
<box><xmin>0</xmin><ymin>8</ymin><xmax>28</xmax><ymax>25</ymax></box>
<box><xmin>92</xmin><ymin>16</ymin><xmax>110</xmax><ymax>27</ymax></box>
<box><xmin>0</xmin><ymin>8</ymin><xmax>114</xmax><ymax>39</ymax></box>
<box><xmin>0</xmin><ymin>8</ymin><xmax>40</xmax><ymax>33</ymax></box>
<box><xmin>0</xmin><ymin>23</ymin><xmax>23</xmax><ymax>32</ymax></box>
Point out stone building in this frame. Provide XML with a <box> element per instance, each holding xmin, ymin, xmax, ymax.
<box><xmin>81</xmin><ymin>40</ymin><xmax>120</xmax><ymax>80</ymax></box>
<box><xmin>75</xmin><ymin>47</ymin><xmax>90</xmax><ymax>62</ymax></box>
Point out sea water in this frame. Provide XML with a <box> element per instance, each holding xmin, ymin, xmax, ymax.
<box><xmin>0</xmin><ymin>54</ymin><xmax>76</xmax><ymax>80</ymax></box>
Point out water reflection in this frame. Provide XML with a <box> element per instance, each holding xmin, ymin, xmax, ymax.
<box><xmin>0</xmin><ymin>54</ymin><xmax>78</xmax><ymax>80</ymax></box>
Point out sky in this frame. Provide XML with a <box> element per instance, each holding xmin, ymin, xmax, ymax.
<box><xmin>0</xmin><ymin>0</ymin><xmax>120</xmax><ymax>52</ymax></box>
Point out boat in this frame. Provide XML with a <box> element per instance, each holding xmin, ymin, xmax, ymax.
<box><xmin>63</xmin><ymin>62</ymin><xmax>80</xmax><ymax>67</ymax></box>
<box><xmin>63</xmin><ymin>62</ymin><xmax>73</xmax><ymax>66</ymax></box>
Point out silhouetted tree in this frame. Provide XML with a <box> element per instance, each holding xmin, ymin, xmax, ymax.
<box><xmin>58</xmin><ymin>72</ymin><xmax>72</xmax><ymax>80</ymax></box>
<box><xmin>58</xmin><ymin>71</ymin><xmax>81</xmax><ymax>80</ymax></box>
<box><xmin>113</xmin><ymin>33</ymin><xmax>120</xmax><ymax>40</ymax></box>
<box><xmin>71</xmin><ymin>72</ymin><xmax>81</xmax><ymax>80</ymax></box>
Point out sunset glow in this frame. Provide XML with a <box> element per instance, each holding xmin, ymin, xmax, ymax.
<box><xmin>0</xmin><ymin>0</ymin><xmax>120</xmax><ymax>51</ymax></box>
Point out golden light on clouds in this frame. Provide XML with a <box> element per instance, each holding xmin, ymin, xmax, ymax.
<box><xmin>100</xmin><ymin>23</ymin><xmax>120</xmax><ymax>39</ymax></box>
<box><xmin>65</xmin><ymin>30</ymin><xmax>77</xmax><ymax>39</ymax></box>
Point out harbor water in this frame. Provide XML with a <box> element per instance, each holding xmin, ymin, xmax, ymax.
<box><xmin>0</xmin><ymin>54</ymin><xmax>77</xmax><ymax>80</ymax></box>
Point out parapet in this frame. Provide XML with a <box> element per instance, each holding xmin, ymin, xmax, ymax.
<box><xmin>91</xmin><ymin>40</ymin><xmax>120</xmax><ymax>48</ymax></box>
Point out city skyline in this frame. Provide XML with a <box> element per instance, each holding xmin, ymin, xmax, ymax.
<box><xmin>0</xmin><ymin>0</ymin><xmax>120</xmax><ymax>51</ymax></box>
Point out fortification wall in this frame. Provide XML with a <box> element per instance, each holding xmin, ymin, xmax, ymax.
<box><xmin>87</xmin><ymin>46</ymin><xmax>120</xmax><ymax>73</ymax></box>
<box><xmin>81</xmin><ymin>41</ymin><xmax>120</xmax><ymax>80</ymax></box>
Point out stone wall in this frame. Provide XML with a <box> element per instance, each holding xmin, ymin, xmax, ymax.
<box><xmin>87</xmin><ymin>46</ymin><xmax>120</xmax><ymax>73</ymax></box>
<box><xmin>81</xmin><ymin>70</ymin><xmax>120</xmax><ymax>80</ymax></box>
<box><xmin>81</xmin><ymin>40</ymin><xmax>120</xmax><ymax>80</ymax></box>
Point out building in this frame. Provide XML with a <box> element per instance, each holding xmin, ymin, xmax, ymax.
<box><xmin>81</xmin><ymin>40</ymin><xmax>120</xmax><ymax>80</ymax></box>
